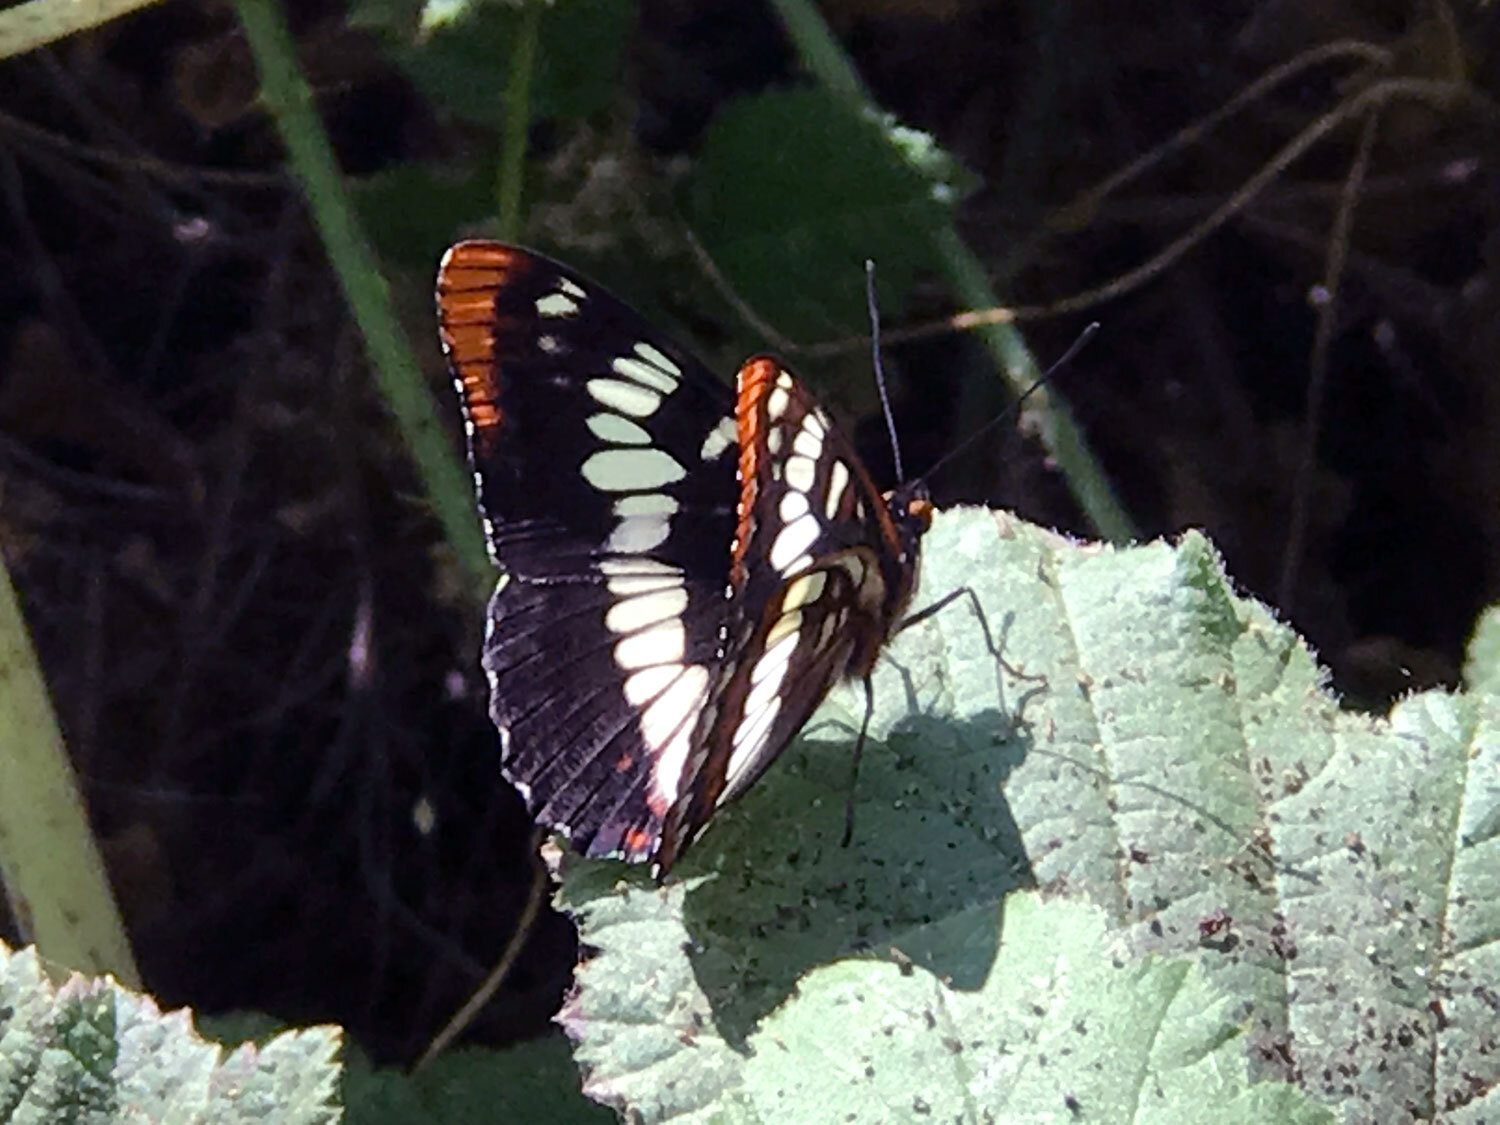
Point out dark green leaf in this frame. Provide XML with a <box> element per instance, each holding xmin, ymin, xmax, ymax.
<box><xmin>689</xmin><ymin>88</ymin><xmax>965</xmax><ymax>342</ymax></box>
<box><xmin>387</xmin><ymin>0</ymin><xmax>632</xmax><ymax>125</ymax></box>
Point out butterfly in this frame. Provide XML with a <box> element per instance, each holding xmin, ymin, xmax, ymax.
<box><xmin>436</xmin><ymin>241</ymin><xmax>931</xmax><ymax>876</ymax></box>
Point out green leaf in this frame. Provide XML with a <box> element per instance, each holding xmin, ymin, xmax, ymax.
<box><xmin>352</xmin><ymin>159</ymin><xmax>497</xmax><ymax>267</ymax></box>
<box><xmin>341</xmin><ymin>1033</ymin><xmax>613</xmax><ymax>1124</ymax></box>
<box><xmin>555</xmin><ymin>508</ymin><xmax>1500</xmax><ymax>1123</ymax></box>
<box><xmin>379</xmin><ymin>0</ymin><xmax>632</xmax><ymax>125</ymax></box>
<box><xmin>688</xmin><ymin>89</ymin><xmax>965</xmax><ymax>342</ymax></box>
<box><xmin>0</xmin><ymin>942</ymin><xmax>341</xmax><ymax>1123</ymax></box>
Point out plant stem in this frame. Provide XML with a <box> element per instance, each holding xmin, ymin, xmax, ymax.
<box><xmin>931</xmin><ymin>227</ymin><xmax>1136</xmax><ymax>543</ymax></box>
<box><xmin>234</xmin><ymin>0</ymin><xmax>493</xmax><ymax>595</ymax></box>
<box><xmin>766</xmin><ymin>0</ymin><xmax>1136</xmax><ymax>543</ymax></box>
<box><xmin>496</xmin><ymin>4</ymin><xmax>540</xmax><ymax>240</ymax></box>
<box><xmin>0</xmin><ymin>556</ymin><xmax>139</xmax><ymax>985</ymax></box>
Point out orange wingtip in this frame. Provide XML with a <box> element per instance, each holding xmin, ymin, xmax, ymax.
<box><xmin>436</xmin><ymin>243</ymin><xmax>526</xmax><ymax>443</ymax></box>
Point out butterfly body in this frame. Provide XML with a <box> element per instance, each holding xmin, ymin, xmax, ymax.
<box><xmin>437</xmin><ymin>241</ymin><xmax>929</xmax><ymax>875</ymax></box>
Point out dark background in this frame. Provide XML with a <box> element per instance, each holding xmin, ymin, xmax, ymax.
<box><xmin>0</xmin><ymin>0</ymin><xmax>1495</xmax><ymax>1064</ymax></box>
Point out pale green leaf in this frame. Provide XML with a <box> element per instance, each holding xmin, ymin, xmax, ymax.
<box><xmin>0</xmin><ymin>942</ymin><xmax>341</xmax><ymax>1123</ymax></box>
<box><xmin>556</xmin><ymin>508</ymin><xmax>1500</xmax><ymax>1124</ymax></box>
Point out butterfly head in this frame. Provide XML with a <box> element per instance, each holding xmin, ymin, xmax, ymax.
<box><xmin>884</xmin><ymin>480</ymin><xmax>933</xmax><ymax>564</ymax></box>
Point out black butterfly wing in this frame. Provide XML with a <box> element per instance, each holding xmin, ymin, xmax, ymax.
<box><xmin>437</xmin><ymin>242</ymin><xmax>738</xmax><ymax>581</ymax></box>
<box><xmin>437</xmin><ymin>242</ymin><xmax>738</xmax><ymax>861</ymax></box>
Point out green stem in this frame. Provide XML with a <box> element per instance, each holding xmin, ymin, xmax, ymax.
<box><xmin>496</xmin><ymin>4</ymin><xmax>540</xmax><ymax>240</ymax></box>
<box><xmin>767</xmin><ymin>0</ymin><xmax>1137</xmax><ymax>543</ymax></box>
<box><xmin>766</xmin><ymin>0</ymin><xmax>867</xmax><ymax>101</ymax></box>
<box><xmin>234</xmin><ymin>0</ymin><xmax>492</xmax><ymax>595</ymax></box>
<box><xmin>0</xmin><ymin>556</ymin><xmax>139</xmax><ymax>985</ymax></box>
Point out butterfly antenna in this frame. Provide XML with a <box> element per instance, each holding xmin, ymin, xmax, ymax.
<box><xmin>914</xmin><ymin>321</ymin><xmax>1100</xmax><ymax>488</ymax></box>
<box><xmin>865</xmin><ymin>259</ymin><xmax>905</xmax><ymax>483</ymax></box>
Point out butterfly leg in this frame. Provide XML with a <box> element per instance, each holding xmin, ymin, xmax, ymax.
<box><xmin>899</xmin><ymin>585</ymin><xmax>1044</xmax><ymax>687</ymax></box>
<box><xmin>839</xmin><ymin>673</ymin><xmax>877</xmax><ymax>848</ymax></box>
<box><xmin>843</xmin><ymin>587</ymin><xmax>1048</xmax><ymax>849</ymax></box>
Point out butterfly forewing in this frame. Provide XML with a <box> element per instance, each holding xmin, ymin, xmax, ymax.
<box><xmin>437</xmin><ymin>242</ymin><xmax>738</xmax><ymax>581</ymax></box>
<box><xmin>438</xmin><ymin>242</ymin><xmax>737</xmax><ymax>862</ymax></box>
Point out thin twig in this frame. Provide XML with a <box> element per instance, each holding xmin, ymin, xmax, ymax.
<box><xmin>682</xmin><ymin>226</ymin><xmax>800</xmax><ymax>354</ymax></box>
<box><xmin>1065</xmin><ymin>40</ymin><xmax>1392</xmax><ymax>221</ymax></box>
<box><xmin>415</xmin><ymin>831</ymin><xmax>549</xmax><ymax>1070</ymax></box>
<box><xmin>1278</xmin><ymin>107</ymin><xmax>1382</xmax><ymax>610</ymax></box>
<box><xmin>804</xmin><ymin>73</ymin><xmax>1469</xmax><ymax>357</ymax></box>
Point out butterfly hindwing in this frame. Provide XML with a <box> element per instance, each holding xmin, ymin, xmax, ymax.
<box><xmin>654</xmin><ymin>358</ymin><xmax>924</xmax><ymax>871</ymax></box>
<box><xmin>481</xmin><ymin>568</ymin><xmax>718</xmax><ymax>861</ymax></box>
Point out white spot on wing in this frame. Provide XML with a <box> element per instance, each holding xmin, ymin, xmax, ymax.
<box><xmin>558</xmin><ymin>277</ymin><xmax>587</xmax><ymax>299</ymax></box>
<box><xmin>769</xmin><ymin>513</ymin><xmax>820</xmax><ymax>573</ymax></box>
<box><xmin>752</xmin><ymin>628</ymin><xmax>800</xmax><ymax>683</ymax></box>
<box><xmin>779</xmin><ymin>490</ymin><xmax>810</xmax><ymax>521</ymax></box>
<box><xmin>792</xmin><ymin>427</ymin><xmax>822</xmax><ymax>459</ymax></box>
<box><xmin>767</xmin><ymin>387</ymin><xmax>790</xmax><ymax>419</ymax></box>
<box><xmin>623</xmin><ymin>665</ymin><xmax>677</xmax><ymax>705</ymax></box>
<box><xmin>644</xmin><ymin>665</ymin><xmax>710</xmax><ymax>805</ymax></box>
<box><xmin>782</xmin><ymin>570</ymin><xmax>827</xmax><ymax>610</ymax></box>
<box><xmin>825</xmin><ymin>461</ymin><xmax>850</xmax><ymax>519</ymax></box>
<box><xmin>614</xmin><ymin>493</ymin><xmax>679</xmax><ymax>518</ymax></box>
<box><xmin>613</xmin><ymin>355</ymin><xmax>678</xmax><ymax>394</ymax></box>
<box><xmin>635</xmin><ymin>342</ymin><xmax>681</xmax><ymax>376</ymax></box>
<box><xmin>582</xmin><ymin>448</ymin><xmax>686</xmax><ymax>491</ymax></box>
<box><xmin>587</xmin><ymin>378</ymin><xmax>661</xmax><ymax>417</ymax></box>
<box><xmin>536</xmin><ymin>292</ymin><xmax>579</xmax><ymax>318</ymax></box>
<box><xmin>613</xmin><ymin>619</ymin><xmax>686</xmax><ymax>669</ymax></box>
<box><xmin>538</xmin><ymin>335</ymin><xmax>563</xmax><ymax>354</ymax></box>
<box><xmin>606</xmin><ymin>586</ymin><xmax>689</xmax><ymax>635</ymax></box>
<box><xmin>699</xmin><ymin>417</ymin><xmax>736</xmax><ymax>461</ymax></box>
<box><xmin>600</xmin><ymin>557</ymin><xmax>682</xmax><ymax>596</ymax></box>
<box><xmin>725</xmin><ymin>682</ymin><xmax>783</xmax><ymax>795</ymax></box>
<box><xmin>587</xmin><ymin>413</ymin><xmax>650</xmax><ymax>445</ymax></box>
<box><xmin>785</xmin><ymin>455</ymin><xmax>817</xmax><ymax>493</ymax></box>
<box><xmin>765</xmin><ymin>608</ymin><xmax>802</xmax><ymax>648</ymax></box>
<box><xmin>606</xmin><ymin>514</ymin><xmax>671</xmax><ymax>553</ymax></box>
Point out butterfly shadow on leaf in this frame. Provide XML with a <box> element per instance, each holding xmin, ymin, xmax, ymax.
<box><xmin>674</xmin><ymin>685</ymin><xmax>1039</xmax><ymax>1048</ymax></box>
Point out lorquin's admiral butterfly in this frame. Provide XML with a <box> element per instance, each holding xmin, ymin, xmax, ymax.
<box><xmin>437</xmin><ymin>241</ymin><xmax>932</xmax><ymax>876</ymax></box>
